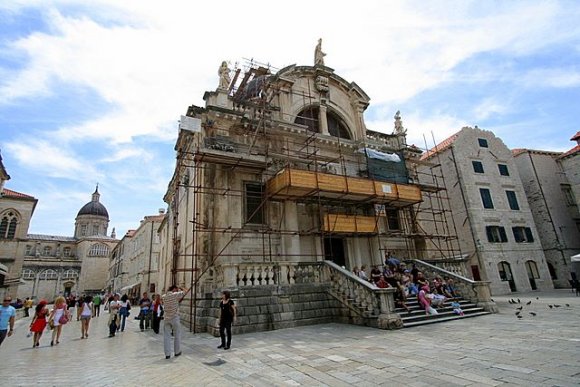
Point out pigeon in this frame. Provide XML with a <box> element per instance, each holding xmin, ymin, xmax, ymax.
<box><xmin>203</xmin><ymin>359</ymin><xmax>226</xmax><ymax>367</ymax></box>
<box><xmin>517</xmin><ymin>315</ymin><xmax>523</xmax><ymax>319</ymax></box>
<box><xmin>526</xmin><ymin>301</ymin><xmax>532</xmax><ymax>305</ymax></box>
<box><xmin>491</xmin><ymin>298</ymin><xmax>495</xmax><ymax>302</ymax></box>
<box><xmin>565</xmin><ymin>304</ymin><xmax>570</xmax><ymax>307</ymax></box>
<box><xmin>515</xmin><ymin>311</ymin><xmax>521</xmax><ymax>316</ymax></box>
<box><xmin>517</xmin><ymin>298</ymin><xmax>521</xmax><ymax>304</ymax></box>
<box><xmin>554</xmin><ymin>304</ymin><xmax>561</xmax><ymax>308</ymax></box>
<box><xmin>548</xmin><ymin>305</ymin><xmax>553</xmax><ymax>309</ymax></box>
<box><xmin>529</xmin><ymin>312</ymin><xmax>537</xmax><ymax>316</ymax></box>
<box><xmin>516</xmin><ymin>306</ymin><xmax>523</xmax><ymax>310</ymax></box>
<box><xmin>536</xmin><ymin>297</ymin><xmax>539</xmax><ymax>300</ymax></box>
<box><xmin>508</xmin><ymin>299</ymin><xmax>513</xmax><ymax>304</ymax></box>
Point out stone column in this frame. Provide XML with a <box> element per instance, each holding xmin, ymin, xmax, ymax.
<box><xmin>472</xmin><ymin>281</ymin><xmax>498</xmax><ymax>313</ymax></box>
<box><xmin>282</xmin><ymin>201</ymin><xmax>300</xmax><ymax>262</ymax></box>
<box><xmin>319</xmin><ymin>104</ymin><xmax>329</xmax><ymax>136</ymax></box>
<box><xmin>221</xmin><ymin>263</ymin><xmax>238</xmax><ymax>288</ymax></box>
<box><xmin>369</xmin><ymin>237</ymin><xmax>382</xmax><ymax>266</ymax></box>
<box><xmin>376</xmin><ymin>288</ymin><xmax>403</xmax><ymax>329</ymax></box>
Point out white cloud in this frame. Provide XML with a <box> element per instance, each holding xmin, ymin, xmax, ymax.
<box><xmin>2</xmin><ymin>0</ymin><xmax>580</xmax><ymax>236</ymax></box>
<box><xmin>472</xmin><ymin>97</ymin><xmax>511</xmax><ymax>122</ymax></box>
<box><xmin>4</xmin><ymin>140</ymin><xmax>102</xmax><ymax>179</ymax></box>
<box><xmin>366</xmin><ymin>110</ymin><xmax>467</xmax><ymax>150</ymax></box>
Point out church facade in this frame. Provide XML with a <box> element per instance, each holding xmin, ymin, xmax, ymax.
<box><xmin>0</xmin><ymin>159</ymin><xmax>118</xmax><ymax>301</ymax></box>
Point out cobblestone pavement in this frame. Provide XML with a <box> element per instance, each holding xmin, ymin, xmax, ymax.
<box><xmin>1</xmin><ymin>290</ymin><xmax>579</xmax><ymax>386</ymax></box>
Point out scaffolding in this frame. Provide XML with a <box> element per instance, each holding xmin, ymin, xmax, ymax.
<box><xmin>165</xmin><ymin>60</ymin><xmax>463</xmax><ymax>332</ymax></box>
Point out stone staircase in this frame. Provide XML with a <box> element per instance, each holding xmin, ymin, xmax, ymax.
<box><xmin>397</xmin><ymin>297</ymin><xmax>490</xmax><ymax>328</ymax></box>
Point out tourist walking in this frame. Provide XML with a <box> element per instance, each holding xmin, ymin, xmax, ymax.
<box><xmin>92</xmin><ymin>294</ymin><xmax>101</xmax><ymax>317</ymax></box>
<box><xmin>119</xmin><ymin>294</ymin><xmax>131</xmax><ymax>332</ymax></box>
<box><xmin>108</xmin><ymin>293</ymin><xmax>121</xmax><ymax>337</ymax></box>
<box><xmin>0</xmin><ymin>296</ymin><xmax>16</xmax><ymax>346</ymax></box>
<box><xmin>49</xmin><ymin>296</ymin><xmax>70</xmax><ymax>346</ymax></box>
<box><xmin>23</xmin><ymin>297</ymin><xmax>33</xmax><ymax>318</ymax></box>
<box><xmin>139</xmin><ymin>292</ymin><xmax>152</xmax><ymax>331</ymax></box>
<box><xmin>79</xmin><ymin>295</ymin><xmax>93</xmax><ymax>339</ymax></box>
<box><xmin>217</xmin><ymin>290</ymin><xmax>237</xmax><ymax>350</ymax></box>
<box><xmin>162</xmin><ymin>285</ymin><xmax>188</xmax><ymax>359</ymax></box>
<box><xmin>151</xmin><ymin>294</ymin><xmax>163</xmax><ymax>334</ymax></box>
<box><xmin>29</xmin><ymin>300</ymin><xmax>49</xmax><ymax>348</ymax></box>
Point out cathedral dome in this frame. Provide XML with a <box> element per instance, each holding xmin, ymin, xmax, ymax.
<box><xmin>76</xmin><ymin>186</ymin><xmax>109</xmax><ymax>219</ymax></box>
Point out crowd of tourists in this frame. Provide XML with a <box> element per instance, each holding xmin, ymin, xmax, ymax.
<box><xmin>352</xmin><ymin>252</ymin><xmax>462</xmax><ymax>315</ymax></box>
<box><xmin>0</xmin><ymin>285</ymin><xmax>236</xmax><ymax>359</ymax></box>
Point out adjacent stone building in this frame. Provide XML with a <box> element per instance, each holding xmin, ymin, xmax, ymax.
<box><xmin>512</xmin><ymin>132</ymin><xmax>580</xmax><ymax>287</ymax></box>
<box><xmin>0</xmin><ymin>186</ymin><xmax>37</xmax><ymax>299</ymax></box>
<box><xmin>107</xmin><ymin>211</ymin><xmax>164</xmax><ymax>298</ymax></box>
<box><xmin>419</xmin><ymin>127</ymin><xmax>553</xmax><ymax>295</ymax></box>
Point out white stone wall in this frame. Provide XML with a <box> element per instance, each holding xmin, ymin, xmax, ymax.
<box><xmin>513</xmin><ymin>151</ymin><xmax>580</xmax><ymax>287</ymax></box>
<box><xmin>421</xmin><ymin>127</ymin><xmax>553</xmax><ymax>294</ymax></box>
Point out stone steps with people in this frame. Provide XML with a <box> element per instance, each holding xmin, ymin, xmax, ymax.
<box><xmin>396</xmin><ymin>298</ymin><xmax>490</xmax><ymax>328</ymax></box>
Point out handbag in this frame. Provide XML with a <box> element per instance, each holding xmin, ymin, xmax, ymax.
<box><xmin>59</xmin><ymin>310</ymin><xmax>70</xmax><ymax>325</ymax></box>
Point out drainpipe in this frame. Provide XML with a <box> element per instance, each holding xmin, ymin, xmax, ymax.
<box><xmin>147</xmin><ymin>220</ymin><xmax>154</xmax><ymax>292</ymax></box>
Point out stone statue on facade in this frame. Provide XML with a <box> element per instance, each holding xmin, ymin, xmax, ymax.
<box><xmin>394</xmin><ymin>110</ymin><xmax>407</xmax><ymax>135</ymax></box>
<box><xmin>218</xmin><ymin>61</ymin><xmax>231</xmax><ymax>90</ymax></box>
<box><xmin>314</xmin><ymin>38</ymin><xmax>326</xmax><ymax>66</ymax></box>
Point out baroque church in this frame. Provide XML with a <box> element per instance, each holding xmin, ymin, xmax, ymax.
<box><xmin>0</xmin><ymin>153</ymin><xmax>118</xmax><ymax>301</ymax></box>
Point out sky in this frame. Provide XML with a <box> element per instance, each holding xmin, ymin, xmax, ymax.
<box><xmin>1</xmin><ymin>0</ymin><xmax>579</xmax><ymax>237</ymax></box>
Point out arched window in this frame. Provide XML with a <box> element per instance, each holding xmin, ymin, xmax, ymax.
<box><xmin>294</xmin><ymin>107</ymin><xmax>351</xmax><ymax>140</ymax></box>
<box><xmin>327</xmin><ymin>111</ymin><xmax>351</xmax><ymax>139</ymax></box>
<box><xmin>88</xmin><ymin>243</ymin><xmax>109</xmax><ymax>257</ymax></box>
<box><xmin>0</xmin><ymin>211</ymin><xmax>19</xmax><ymax>239</ymax></box>
<box><xmin>22</xmin><ymin>269</ymin><xmax>35</xmax><ymax>280</ymax></box>
<box><xmin>525</xmin><ymin>260</ymin><xmax>540</xmax><ymax>279</ymax></box>
<box><xmin>547</xmin><ymin>262</ymin><xmax>557</xmax><ymax>280</ymax></box>
<box><xmin>497</xmin><ymin>261</ymin><xmax>512</xmax><ymax>281</ymax></box>
<box><xmin>62</xmin><ymin>269</ymin><xmax>79</xmax><ymax>279</ymax></box>
<box><xmin>295</xmin><ymin>107</ymin><xmax>319</xmax><ymax>133</ymax></box>
<box><xmin>39</xmin><ymin>269</ymin><xmax>58</xmax><ymax>280</ymax></box>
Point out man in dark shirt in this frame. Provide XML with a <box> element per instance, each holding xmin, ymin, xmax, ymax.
<box><xmin>139</xmin><ymin>292</ymin><xmax>152</xmax><ymax>331</ymax></box>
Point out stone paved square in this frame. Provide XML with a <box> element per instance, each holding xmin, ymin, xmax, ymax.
<box><xmin>1</xmin><ymin>290</ymin><xmax>579</xmax><ymax>386</ymax></box>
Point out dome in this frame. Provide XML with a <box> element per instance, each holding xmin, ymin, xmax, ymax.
<box><xmin>76</xmin><ymin>186</ymin><xmax>109</xmax><ymax>219</ymax></box>
<box><xmin>77</xmin><ymin>201</ymin><xmax>109</xmax><ymax>218</ymax></box>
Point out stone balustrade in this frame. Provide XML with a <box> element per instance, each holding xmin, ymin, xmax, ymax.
<box><xmin>411</xmin><ymin>259</ymin><xmax>498</xmax><ymax>313</ymax></box>
<box><xmin>421</xmin><ymin>258</ymin><xmax>468</xmax><ymax>277</ymax></box>
<box><xmin>232</xmin><ymin>260</ymin><xmax>403</xmax><ymax>329</ymax></box>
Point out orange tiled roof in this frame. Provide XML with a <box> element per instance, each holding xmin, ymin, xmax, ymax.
<box><xmin>420</xmin><ymin>132</ymin><xmax>459</xmax><ymax>160</ymax></box>
<box><xmin>558</xmin><ymin>145</ymin><xmax>580</xmax><ymax>159</ymax></box>
<box><xmin>1</xmin><ymin>188</ymin><xmax>35</xmax><ymax>200</ymax></box>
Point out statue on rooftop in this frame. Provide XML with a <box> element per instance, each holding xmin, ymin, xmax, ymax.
<box><xmin>314</xmin><ymin>38</ymin><xmax>326</xmax><ymax>66</ymax></box>
<box><xmin>218</xmin><ymin>61</ymin><xmax>231</xmax><ymax>90</ymax></box>
<box><xmin>394</xmin><ymin>110</ymin><xmax>407</xmax><ymax>135</ymax></box>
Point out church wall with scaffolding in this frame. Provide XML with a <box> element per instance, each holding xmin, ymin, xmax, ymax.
<box><xmin>159</xmin><ymin>52</ymin><xmax>464</xmax><ymax>333</ymax></box>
